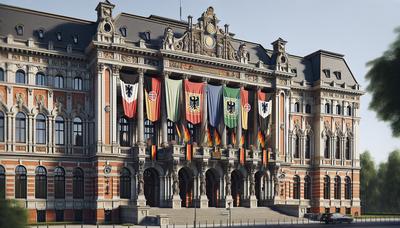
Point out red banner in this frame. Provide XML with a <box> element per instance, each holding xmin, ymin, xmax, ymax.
<box><xmin>240</xmin><ymin>148</ymin><xmax>245</xmax><ymax>165</ymax></box>
<box><xmin>186</xmin><ymin>144</ymin><xmax>192</xmax><ymax>161</ymax></box>
<box><xmin>145</xmin><ymin>77</ymin><xmax>161</xmax><ymax>122</ymax></box>
<box><xmin>151</xmin><ymin>145</ymin><xmax>157</xmax><ymax>160</ymax></box>
<box><xmin>184</xmin><ymin>80</ymin><xmax>204</xmax><ymax>125</ymax></box>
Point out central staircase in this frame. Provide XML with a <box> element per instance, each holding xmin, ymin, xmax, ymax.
<box><xmin>148</xmin><ymin>207</ymin><xmax>298</xmax><ymax>225</ymax></box>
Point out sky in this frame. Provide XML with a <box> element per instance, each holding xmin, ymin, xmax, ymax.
<box><xmin>1</xmin><ymin>0</ymin><xmax>399</xmax><ymax>164</ymax></box>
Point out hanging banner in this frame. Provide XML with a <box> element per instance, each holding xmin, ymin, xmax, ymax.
<box><xmin>258</xmin><ymin>91</ymin><xmax>272</xmax><ymax>131</ymax></box>
<box><xmin>120</xmin><ymin>81</ymin><xmax>138</xmax><ymax>118</ymax></box>
<box><xmin>207</xmin><ymin>85</ymin><xmax>223</xmax><ymax>128</ymax></box>
<box><xmin>262</xmin><ymin>149</ymin><xmax>267</xmax><ymax>166</ymax></box>
<box><xmin>214</xmin><ymin>128</ymin><xmax>221</xmax><ymax>146</ymax></box>
<box><xmin>223</xmin><ymin>86</ymin><xmax>240</xmax><ymax>129</ymax></box>
<box><xmin>165</xmin><ymin>78</ymin><xmax>182</xmax><ymax>122</ymax></box>
<box><xmin>145</xmin><ymin>77</ymin><xmax>162</xmax><ymax>122</ymax></box>
<box><xmin>241</xmin><ymin>89</ymin><xmax>253</xmax><ymax>130</ymax></box>
<box><xmin>240</xmin><ymin>148</ymin><xmax>245</xmax><ymax>165</ymax></box>
<box><xmin>151</xmin><ymin>145</ymin><xmax>157</xmax><ymax>160</ymax></box>
<box><xmin>257</xmin><ymin>130</ymin><xmax>265</xmax><ymax>149</ymax></box>
<box><xmin>185</xmin><ymin>80</ymin><xmax>204</xmax><ymax>125</ymax></box>
<box><xmin>186</xmin><ymin>144</ymin><xmax>192</xmax><ymax>161</ymax></box>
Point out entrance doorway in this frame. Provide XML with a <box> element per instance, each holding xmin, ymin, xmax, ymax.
<box><xmin>206</xmin><ymin>169</ymin><xmax>220</xmax><ymax>207</ymax></box>
<box><xmin>231</xmin><ymin>170</ymin><xmax>244</xmax><ymax>207</ymax></box>
<box><xmin>255</xmin><ymin>171</ymin><xmax>263</xmax><ymax>205</ymax></box>
<box><xmin>144</xmin><ymin>168</ymin><xmax>160</xmax><ymax>207</ymax></box>
<box><xmin>179</xmin><ymin>167</ymin><xmax>194</xmax><ymax>207</ymax></box>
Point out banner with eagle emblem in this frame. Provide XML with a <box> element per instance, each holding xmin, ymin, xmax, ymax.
<box><xmin>184</xmin><ymin>80</ymin><xmax>204</xmax><ymax>125</ymax></box>
<box><xmin>258</xmin><ymin>91</ymin><xmax>272</xmax><ymax>131</ymax></box>
<box><xmin>120</xmin><ymin>80</ymin><xmax>138</xmax><ymax>118</ymax></box>
<box><xmin>144</xmin><ymin>76</ymin><xmax>162</xmax><ymax>122</ymax></box>
<box><xmin>207</xmin><ymin>84</ymin><xmax>223</xmax><ymax>128</ymax></box>
<box><xmin>165</xmin><ymin>78</ymin><xmax>182</xmax><ymax>122</ymax></box>
<box><xmin>223</xmin><ymin>86</ymin><xmax>240</xmax><ymax>129</ymax></box>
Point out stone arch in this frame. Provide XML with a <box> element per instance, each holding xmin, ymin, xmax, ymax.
<box><xmin>231</xmin><ymin>169</ymin><xmax>244</xmax><ymax>207</ymax></box>
<box><xmin>178</xmin><ymin>167</ymin><xmax>194</xmax><ymax>208</ymax></box>
<box><xmin>205</xmin><ymin>168</ymin><xmax>220</xmax><ymax>207</ymax></box>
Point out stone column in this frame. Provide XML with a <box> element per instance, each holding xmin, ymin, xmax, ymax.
<box><xmin>170</xmin><ymin>163</ymin><xmax>181</xmax><ymax>208</ymax></box>
<box><xmin>48</xmin><ymin>115</ymin><xmax>54</xmax><ymax>154</ymax></box>
<box><xmin>161</xmin><ymin>72</ymin><xmax>169</xmax><ymax>148</ymax></box>
<box><xmin>111</xmin><ymin>66</ymin><xmax>120</xmax><ymax>153</ymax></box>
<box><xmin>136</xmin><ymin>160</ymin><xmax>146</xmax><ymax>206</ymax></box>
<box><xmin>137</xmin><ymin>69</ymin><xmax>146</xmax><ymax>157</ymax></box>
<box><xmin>28</xmin><ymin>114</ymin><xmax>34</xmax><ymax>153</ymax></box>
<box><xmin>248</xmin><ymin>165</ymin><xmax>257</xmax><ymax>208</ymax></box>
<box><xmin>223</xmin><ymin>165</ymin><xmax>233</xmax><ymax>208</ymax></box>
<box><xmin>201</xmin><ymin>78</ymin><xmax>208</xmax><ymax>147</ymax></box>
<box><xmin>198</xmin><ymin>164</ymin><xmax>209</xmax><ymax>208</ymax></box>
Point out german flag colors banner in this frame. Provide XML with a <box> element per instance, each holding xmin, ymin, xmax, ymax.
<box><xmin>258</xmin><ymin>90</ymin><xmax>272</xmax><ymax>131</ymax></box>
<box><xmin>186</xmin><ymin>144</ymin><xmax>192</xmax><ymax>161</ymax></box>
<box><xmin>145</xmin><ymin>77</ymin><xmax>162</xmax><ymax>122</ymax></box>
<box><xmin>165</xmin><ymin>78</ymin><xmax>182</xmax><ymax>122</ymax></box>
<box><xmin>262</xmin><ymin>149</ymin><xmax>267</xmax><ymax>165</ymax></box>
<box><xmin>151</xmin><ymin>145</ymin><xmax>157</xmax><ymax>160</ymax></box>
<box><xmin>240</xmin><ymin>148</ymin><xmax>245</xmax><ymax>165</ymax></box>
<box><xmin>185</xmin><ymin>80</ymin><xmax>204</xmax><ymax>125</ymax></box>
<box><xmin>240</xmin><ymin>89</ymin><xmax>252</xmax><ymax>130</ymax></box>
<box><xmin>120</xmin><ymin>81</ymin><xmax>138</xmax><ymax>118</ymax></box>
<box><xmin>223</xmin><ymin>86</ymin><xmax>240</xmax><ymax>129</ymax></box>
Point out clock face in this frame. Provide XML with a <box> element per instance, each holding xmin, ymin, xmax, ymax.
<box><xmin>206</xmin><ymin>23</ymin><xmax>216</xmax><ymax>35</ymax></box>
<box><xmin>204</xmin><ymin>35</ymin><xmax>215</xmax><ymax>49</ymax></box>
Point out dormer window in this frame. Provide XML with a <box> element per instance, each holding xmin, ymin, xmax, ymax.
<box><xmin>323</xmin><ymin>69</ymin><xmax>331</xmax><ymax>78</ymax></box>
<box><xmin>72</xmin><ymin>35</ymin><xmax>78</xmax><ymax>44</ymax></box>
<box><xmin>120</xmin><ymin>27</ymin><xmax>127</xmax><ymax>37</ymax></box>
<box><xmin>37</xmin><ymin>29</ymin><xmax>45</xmax><ymax>39</ymax></box>
<box><xmin>334</xmin><ymin>71</ymin><xmax>341</xmax><ymax>80</ymax></box>
<box><xmin>56</xmin><ymin>32</ymin><xmax>62</xmax><ymax>41</ymax></box>
<box><xmin>15</xmin><ymin>24</ymin><xmax>24</xmax><ymax>36</ymax></box>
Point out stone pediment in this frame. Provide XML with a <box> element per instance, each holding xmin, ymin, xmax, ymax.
<box><xmin>162</xmin><ymin>6</ymin><xmax>249</xmax><ymax>64</ymax></box>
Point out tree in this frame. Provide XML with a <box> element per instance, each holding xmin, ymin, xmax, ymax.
<box><xmin>366</xmin><ymin>28</ymin><xmax>400</xmax><ymax>136</ymax></box>
<box><xmin>360</xmin><ymin>151</ymin><xmax>379</xmax><ymax>212</ymax></box>
<box><xmin>383</xmin><ymin>150</ymin><xmax>400</xmax><ymax>212</ymax></box>
<box><xmin>0</xmin><ymin>199</ymin><xmax>27</xmax><ymax>228</ymax></box>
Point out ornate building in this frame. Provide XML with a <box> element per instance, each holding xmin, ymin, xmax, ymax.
<box><xmin>0</xmin><ymin>1</ymin><xmax>363</xmax><ymax>224</ymax></box>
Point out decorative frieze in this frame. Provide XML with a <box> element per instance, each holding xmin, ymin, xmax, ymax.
<box><xmin>169</xmin><ymin>60</ymin><xmax>239</xmax><ymax>78</ymax></box>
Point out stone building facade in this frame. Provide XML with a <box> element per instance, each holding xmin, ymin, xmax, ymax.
<box><xmin>0</xmin><ymin>1</ymin><xmax>363</xmax><ymax>224</ymax></box>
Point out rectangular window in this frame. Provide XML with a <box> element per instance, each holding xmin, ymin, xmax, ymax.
<box><xmin>0</xmin><ymin>115</ymin><xmax>4</xmax><ymax>142</ymax></box>
<box><xmin>0</xmin><ymin>174</ymin><xmax>5</xmax><ymax>199</ymax></box>
<box><xmin>345</xmin><ymin>208</ymin><xmax>351</xmax><ymax>215</ymax></box>
<box><xmin>335</xmin><ymin>208</ymin><xmax>340</xmax><ymax>213</ymax></box>
<box><xmin>144</xmin><ymin>119</ymin><xmax>156</xmax><ymax>144</ymax></box>
<box><xmin>37</xmin><ymin>210</ymin><xmax>46</xmax><ymax>223</ymax></box>
<box><xmin>16</xmin><ymin>118</ymin><xmax>26</xmax><ymax>143</ymax></box>
<box><xmin>55</xmin><ymin>120</ymin><xmax>64</xmax><ymax>145</ymax></box>
<box><xmin>167</xmin><ymin>120</ymin><xmax>176</xmax><ymax>142</ymax></box>
<box><xmin>55</xmin><ymin>210</ymin><xmax>64</xmax><ymax>222</ymax></box>
<box><xmin>36</xmin><ymin>120</ymin><xmax>46</xmax><ymax>144</ymax></box>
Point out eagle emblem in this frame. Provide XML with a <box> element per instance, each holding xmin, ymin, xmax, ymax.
<box><xmin>227</xmin><ymin>100</ymin><xmax>236</xmax><ymax>114</ymax></box>
<box><xmin>189</xmin><ymin>96</ymin><xmax>200</xmax><ymax>110</ymax></box>
<box><xmin>125</xmin><ymin>84</ymin><xmax>133</xmax><ymax>98</ymax></box>
<box><xmin>261</xmin><ymin>101</ymin><xmax>269</xmax><ymax>113</ymax></box>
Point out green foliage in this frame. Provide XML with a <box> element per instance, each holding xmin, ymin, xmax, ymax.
<box><xmin>366</xmin><ymin>27</ymin><xmax>400</xmax><ymax>137</ymax></box>
<box><xmin>0</xmin><ymin>199</ymin><xmax>28</xmax><ymax>228</ymax></box>
<box><xmin>361</xmin><ymin>150</ymin><xmax>400</xmax><ymax>213</ymax></box>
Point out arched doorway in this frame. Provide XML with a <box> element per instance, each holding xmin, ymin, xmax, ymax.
<box><xmin>206</xmin><ymin>169</ymin><xmax>220</xmax><ymax>207</ymax></box>
<box><xmin>231</xmin><ymin>170</ymin><xmax>244</xmax><ymax>207</ymax></box>
<box><xmin>144</xmin><ymin>168</ymin><xmax>160</xmax><ymax>207</ymax></box>
<box><xmin>179</xmin><ymin>168</ymin><xmax>194</xmax><ymax>207</ymax></box>
<box><xmin>255</xmin><ymin>171</ymin><xmax>263</xmax><ymax>205</ymax></box>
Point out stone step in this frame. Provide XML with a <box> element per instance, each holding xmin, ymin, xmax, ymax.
<box><xmin>148</xmin><ymin>207</ymin><xmax>298</xmax><ymax>225</ymax></box>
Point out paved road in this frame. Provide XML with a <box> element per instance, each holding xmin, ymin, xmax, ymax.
<box><xmin>30</xmin><ymin>221</ymin><xmax>400</xmax><ymax>228</ymax></box>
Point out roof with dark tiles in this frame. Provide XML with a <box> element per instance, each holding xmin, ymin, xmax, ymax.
<box><xmin>0</xmin><ymin>2</ymin><xmax>359</xmax><ymax>87</ymax></box>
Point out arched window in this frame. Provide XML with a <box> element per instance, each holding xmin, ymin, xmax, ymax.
<box><xmin>144</xmin><ymin>119</ymin><xmax>156</xmax><ymax>144</ymax></box>
<box><xmin>324</xmin><ymin>136</ymin><xmax>330</xmax><ymax>159</ymax></box>
<box><xmin>73</xmin><ymin>168</ymin><xmax>84</xmax><ymax>199</ymax></box>
<box><xmin>294</xmin><ymin>135</ymin><xmax>300</xmax><ymax>158</ymax></box>
<box><xmin>0</xmin><ymin>112</ymin><xmax>4</xmax><ymax>142</ymax></box>
<box><xmin>336</xmin><ymin>105</ymin><xmax>341</xmax><ymax>115</ymax></box>
<box><xmin>323</xmin><ymin>176</ymin><xmax>330</xmax><ymax>199</ymax></box>
<box><xmin>347</xmin><ymin>106</ymin><xmax>352</xmax><ymax>116</ymax></box>
<box><xmin>0</xmin><ymin>165</ymin><xmax>5</xmax><ymax>199</ymax></box>
<box><xmin>0</xmin><ymin>68</ymin><xmax>4</xmax><ymax>81</ymax></box>
<box><xmin>119</xmin><ymin>117</ymin><xmax>130</xmax><ymax>147</ymax></box>
<box><xmin>54</xmin><ymin>75</ymin><xmax>64</xmax><ymax>88</ymax></box>
<box><xmin>54</xmin><ymin>167</ymin><xmax>65</xmax><ymax>199</ymax></box>
<box><xmin>35</xmin><ymin>166</ymin><xmax>47</xmax><ymax>199</ymax></box>
<box><xmin>345</xmin><ymin>176</ymin><xmax>352</xmax><ymax>199</ymax></box>
<box><xmin>305</xmin><ymin>135</ymin><xmax>311</xmax><ymax>159</ymax></box>
<box><xmin>294</xmin><ymin>102</ymin><xmax>300</xmax><ymax>113</ymax></box>
<box><xmin>120</xmin><ymin>168</ymin><xmax>131</xmax><ymax>199</ymax></box>
<box><xmin>334</xmin><ymin>176</ymin><xmax>341</xmax><ymax>199</ymax></box>
<box><xmin>15</xmin><ymin>165</ymin><xmax>27</xmax><ymax>198</ymax></box>
<box><xmin>36</xmin><ymin>114</ymin><xmax>46</xmax><ymax>144</ymax></box>
<box><xmin>335</xmin><ymin>137</ymin><xmax>340</xmax><ymax>159</ymax></box>
<box><xmin>55</xmin><ymin>116</ymin><xmax>64</xmax><ymax>145</ymax></box>
<box><xmin>305</xmin><ymin>104</ymin><xmax>311</xmax><ymax>114</ymax></box>
<box><xmin>304</xmin><ymin>176</ymin><xmax>311</xmax><ymax>199</ymax></box>
<box><xmin>293</xmin><ymin>175</ymin><xmax>300</xmax><ymax>199</ymax></box>
<box><xmin>16</xmin><ymin>112</ymin><xmax>26</xmax><ymax>143</ymax></box>
<box><xmin>16</xmin><ymin>70</ymin><xmax>26</xmax><ymax>84</ymax></box>
<box><xmin>73</xmin><ymin>77</ymin><xmax>83</xmax><ymax>90</ymax></box>
<box><xmin>325</xmin><ymin>103</ymin><xmax>330</xmax><ymax>114</ymax></box>
<box><xmin>345</xmin><ymin>137</ymin><xmax>351</xmax><ymax>160</ymax></box>
<box><xmin>36</xmin><ymin>72</ymin><xmax>46</xmax><ymax>86</ymax></box>
<box><xmin>73</xmin><ymin>117</ymin><xmax>83</xmax><ymax>146</ymax></box>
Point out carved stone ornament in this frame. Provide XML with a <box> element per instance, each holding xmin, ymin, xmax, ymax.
<box><xmin>162</xmin><ymin>27</ymin><xmax>175</xmax><ymax>50</ymax></box>
<box><xmin>238</xmin><ymin>43</ymin><xmax>249</xmax><ymax>64</ymax></box>
<box><xmin>16</xmin><ymin>93</ymin><xmax>24</xmax><ymax>107</ymax></box>
<box><xmin>54</xmin><ymin>97</ymin><xmax>63</xmax><ymax>112</ymax></box>
<box><xmin>35</xmin><ymin>95</ymin><xmax>45</xmax><ymax>108</ymax></box>
<box><xmin>104</xmin><ymin>165</ymin><xmax>112</xmax><ymax>175</ymax></box>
